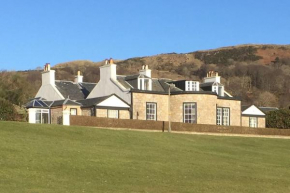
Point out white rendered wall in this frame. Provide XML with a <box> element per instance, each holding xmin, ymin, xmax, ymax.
<box><xmin>139</xmin><ymin>69</ymin><xmax>151</xmax><ymax>78</ymax></box>
<box><xmin>35</xmin><ymin>84</ymin><xmax>64</xmax><ymax>101</ymax></box>
<box><xmin>28</xmin><ymin>108</ymin><xmax>36</xmax><ymax>123</ymax></box>
<box><xmin>87</xmin><ymin>64</ymin><xmax>131</xmax><ymax>104</ymax></box>
<box><xmin>35</xmin><ymin>69</ymin><xmax>64</xmax><ymax>101</ymax></box>
<box><xmin>87</xmin><ymin>79</ymin><xmax>131</xmax><ymax>104</ymax></box>
<box><xmin>42</xmin><ymin>70</ymin><xmax>56</xmax><ymax>85</ymax></box>
<box><xmin>74</xmin><ymin>75</ymin><xmax>83</xmax><ymax>83</ymax></box>
<box><xmin>204</xmin><ymin>76</ymin><xmax>221</xmax><ymax>83</ymax></box>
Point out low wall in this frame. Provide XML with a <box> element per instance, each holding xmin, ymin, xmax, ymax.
<box><xmin>70</xmin><ymin>116</ymin><xmax>290</xmax><ymax>136</ymax></box>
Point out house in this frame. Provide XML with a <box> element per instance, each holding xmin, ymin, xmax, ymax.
<box><xmin>241</xmin><ymin>105</ymin><xmax>266</xmax><ymax>128</ymax></box>
<box><xmin>26</xmin><ymin>59</ymin><xmax>249</xmax><ymax>127</ymax></box>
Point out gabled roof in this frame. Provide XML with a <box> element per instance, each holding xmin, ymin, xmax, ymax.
<box><xmin>77</xmin><ymin>94</ymin><xmax>130</xmax><ymax>108</ymax></box>
<box><xmin>242</xmin><ymin>105</ymin><xmax>265</xmax><ymax>116</ymax></box>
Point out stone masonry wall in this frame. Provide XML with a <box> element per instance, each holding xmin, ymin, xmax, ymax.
<box><xmin>242</xmin><ymin>116</ymin><xmax>265</xmax><ymax>128</ymax></box>
<box><xmin>132</xmin><ymin>92</ymin><xmax>241</xmax><ymax>126</ymax></box>
<box><xmin>170</xmin><ymin>94</ymin><xmax>217</xmax><ymax>124</ymax></box>
<box><xmin>119</xmin><ymin>110</ymin><xmax>130</xmax><ymax>119</ymax></box>
<box><xmin>217</xmin><ymin>99</ymin><xmax>241</xmax><ymax>126</ymax></box>
<box><xmin>132</xmin><ymin>93</ymin><xmax>169</xmax><ymax>121</ymax></box>
<box><xmin>96</xmin><ymin>109</ymin><xmax>107</xmax><ymax>117</ymax></box>
<box><xmin>51</xmin><ymin>107</ymin><xmax>63</xmax><ymax>124</ymax></box>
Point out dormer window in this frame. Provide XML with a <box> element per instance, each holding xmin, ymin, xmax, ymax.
<box><xmin>185</xmin><ymin>81</ymin><xmax>199</xmax><ymax>91</ymax></box>
<box><xmin>213</xmin><ymin>85</ymin><xmax>218</xmax><ymax>94</ymax></box>
<box><xmin>138</xmin><ymin>77</ymin><xmax>152</xmax><ymax>91</ymax></box>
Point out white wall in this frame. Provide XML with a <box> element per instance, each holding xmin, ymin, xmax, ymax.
<box><xmin>28</xmin><ymin>108</ymin><xmax>36</xmax><ymax>123</ymax></box>
<box><xmin>87</xmin><ymin>63</ymin><xmax>131</xmax><ymax>104</ymax></box>
<box><xmin>35</xmin><ymin>84</ymin><xmax>64</xmax><ymax>101</ymax></box>
<box><xmin>87</xmin><ymin>79</ymin><xmax>131</xmax><ymax>104</ymax></box>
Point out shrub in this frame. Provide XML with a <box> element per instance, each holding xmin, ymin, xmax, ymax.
<box><xmin>0</xmin><ymin>98</ymin><xmax>17</xmax><ymax>121</ymax></box>
<box><xmin>266</xmin><ymin>109</ymin><xmax>290</xmax><ymax>129</ymax></box>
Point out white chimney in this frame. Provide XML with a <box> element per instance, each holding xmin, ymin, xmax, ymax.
<box><xmin>41</xmin><ymin>63</ymin><xmax>55</xmax><ymax>85</ymax></box>
<box><xmin>74</xmin><ymin>71</ymin><xmax>83</xmax><ymax>83</ymax></box>
<box><xmin>204</xmin><ymin>70</ymin><xmax>220</xmax><ymax>83</ymax></box>
<box><xmin>100</xmin><ymin>58</ymin><xmax>116</xmax><ymax>81</ymax></box>
<box><xmin>139</xmin><ymin>65</ymin><xmax>151</xmax><ymax>78</ymax></box>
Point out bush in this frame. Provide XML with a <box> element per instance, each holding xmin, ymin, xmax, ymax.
<box><xmin>0</xmin><ymin>98</ymin><xmax>17</xmax><ymax>121</ymax></box>
<box><xmin>266</xmin><ymin>109</ymin><xmax>290</xmax><ymax>129</ymax></box>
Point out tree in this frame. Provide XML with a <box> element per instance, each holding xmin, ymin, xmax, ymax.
<box><xmin>266</xmin><ymin>109</ymin><xmax>290</xmax><ymax>129</ymax></box>
<box><xmin>0</xmin><ymin>98</ymin><xmax>17</xmax><ymax>121</ymax></box>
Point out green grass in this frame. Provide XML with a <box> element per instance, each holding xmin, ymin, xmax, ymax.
<box><xmin>0</xmin><ymin>121</ymin><xmax>290</xmax><ymax>193</ymax></box>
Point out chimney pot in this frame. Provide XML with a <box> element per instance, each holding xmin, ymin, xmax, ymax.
<box><xmin>109</xmin><ymin>58</ymin><xmax>114</xmax><ymax>64</ymax></box>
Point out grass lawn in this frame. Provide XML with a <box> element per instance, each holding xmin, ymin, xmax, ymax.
<box><xmin>0</xmin><ymin>121</ymin><xmax>290</xmax><ymax>193</ymax></box>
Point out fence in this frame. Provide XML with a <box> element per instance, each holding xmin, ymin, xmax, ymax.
<box><xmin>70</xmin><ymin>116</ymin><xmax>290</xmax><ymax>136</ymax></box>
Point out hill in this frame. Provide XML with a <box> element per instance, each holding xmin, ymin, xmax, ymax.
<box><xmin>0</xmin><ymin>44</ymin><xmax>290</xmax><ymax>108</ymax></box>
<box><xmin>1</xmin><ymin>121</ymin><xmax>290</xmax><ymax>192</ymax></box>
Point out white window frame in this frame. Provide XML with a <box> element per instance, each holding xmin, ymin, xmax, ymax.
<box><xmin>70</xmin><ymin>108</ymin><xmax>77</xmax><ymax>115</ymax></box>
<box><xmin>108</xmin><ymin>109</ymin><xmax>119</xmax><ymax>119</ymax></box>
<box><xmin>35</xmin><ymin>109</ymin><xmax>50</xmax><ymax>124</ymax></box>
<box><xmin>217</xmin><ymin>107</ymin><xmax>230</xmax><ymax>126</ymax></box>
<box><xmin>183</xmin><ymin>102</ymin><xmax>197</xmax><ymax>123</ymax></box>
<box><xmin>249</xmin><ymin>117</ymin><xmax>258</xmax><ymax>128</ymax></box>
<box><xmin>146</xmin><ymin>102</ymin><xmax>157</xmax><ymax>120</ymax></box>
<box><xmin>186</xmin><ymin>81</ymin><xmax>199</xmax><ymax>91</ymax></box>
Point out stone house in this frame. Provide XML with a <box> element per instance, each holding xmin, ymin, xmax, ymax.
<box><xmin>26</xmin><ymin>59</ymin><xmax>264</xmax><ymax>128</ymax></box>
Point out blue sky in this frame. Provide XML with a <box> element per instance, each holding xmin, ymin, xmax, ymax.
<box><xmin>1</xmin><ymin>0</ymin><xmax>290</xmax><ymax>70</ymax></box>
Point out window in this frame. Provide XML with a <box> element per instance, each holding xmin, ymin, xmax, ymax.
<box><xmin>146</xmin><ymin>103</ymin><xmax>157</xmax><ymax>120</ymax></box>
<box><xmin>249</xmin><ymin>117</ymin><xmax>258</xmax><ymax>128</ymax></box>
<box><xmin>139</xmin><ymin>78</ymin><xmax>152</xmax><ymax>90</ymax></box>
<box><xmin>108</xmin><ymin>109</ymin><xmax>119</xmax><ymax>119</ymax></box>
<box><xmin>217</xmin><ymin>107</ymin><xmax>230</xmax><ymax>126</ymax></box>
<box><xmin>213</xmin><ymin>86</ymin><xmax>218</xmax><ymax>94</ymax></box>
<box><xmin>186</xmin><ymin>81</ymin><xmax>199</xmax><ymax>91</ymax></box>
<box><xmin>70</xmin><ymin>108</ymin><xmax>77</xmax><ymax>115</ymax></box>
<box><xmin>183</xmin><ymin>103</ymin><xmax>197</xmax><ymax>123</ymax></box>
<box><xmin>35</xmin><ymin>109</ymin><xmax>49</xmax><ymax>124</ymax></box>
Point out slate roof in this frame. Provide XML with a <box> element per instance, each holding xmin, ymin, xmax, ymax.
<box><xmin>50</xmin><ymin>98</ymin><xmax>82</xmax><ymax>107</ymax></box>
<box><xmin>55</xmin><ymin>81</ymin><xmax>96</xmax><ymax>100</ymax></box>
<box><xmin>259</xmin><ymin>107</ymin><xmax>279</xmax><ymax>113</ymax></box>
<box><xmin>117</xmin><ymin>76</ymin><xmax>133</xmax><ymax>89</ymax></box>
<box><xmin>79</xmin><ymin>82</ymin><xmax>97</xmax><ymax>98</ymax></box>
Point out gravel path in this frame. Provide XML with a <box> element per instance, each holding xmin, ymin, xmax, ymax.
<box><xmin>95</xmin><ymin>127</ymin><xmax>290</xmax><ymax>139</ymax></box>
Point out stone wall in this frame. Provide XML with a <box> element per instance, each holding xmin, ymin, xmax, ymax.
<box><xmin>96</xmin><ymin>109</ymin><xmax>107</xmax><ymax>117</ymax></box>
<box><xmin>242</xmin><ymin>116</ymin><xmax>265</xmax><ymax>128</ymax></box>
<box><xmin>132</xmin><ymin>92</ymin><xmax>241</xmax><ymax>126</ymax></box>
<box><xmin>217</xmin><ymin>99</ymin><xmax>241</xmax><ymax>126</ymax></box>
<box><xmin>170</xmin><ymin>94</ymin><xmax>217</xmax><ymax>124</ymax></box>
<box><xmin>119</xmin><ymin>110</ymin><xmax>130</xmax><ymax>119</ymax></box>
<box><xmin>51</xmin><ymin>107</ymin><xmax>63</xmax><ymax>124</ymax></box>
<box><xmin>82</xmin><ymin>108</ymin><xmax>92</xmax><ymax>116</ymax></box>
<box><xmin>132</xmin><ymin>93</ymin><xmax>169</xmax><ymax>121</ymax></box>
<box><xmin>63</xmin><ymin>105</ymin><xmax>82</xmax><ymax>115</ymax></box>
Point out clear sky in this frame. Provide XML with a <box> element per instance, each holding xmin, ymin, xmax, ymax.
<box><xmin>1</xmin><ymin>0</ymin><xmax>290</xmax><ymax>70</ymax></box>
